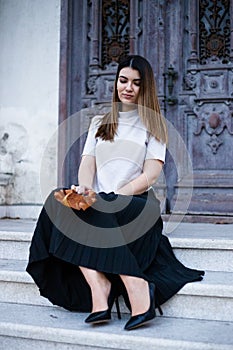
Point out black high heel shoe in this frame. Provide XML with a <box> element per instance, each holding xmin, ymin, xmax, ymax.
<box><xmin>85</xmin><ymin>286</ymin><xmax>121</xmax><ymax>324</ymax></box>
<box><xmin>124</xmin><ymin>282</ymin><xmax>162</xmax><ymax>331</ymax></box>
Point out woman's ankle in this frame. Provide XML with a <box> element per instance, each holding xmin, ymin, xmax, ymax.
<box><xmin>120</xmin><ymin>276</ymin><xmax>150</xmax><ymax>316</ymax></box>
<box><xmin>79</xmin><ymin>266</ymin><xmax>111</xmax><ymax>313</ymax></box>
<box><xmin>90</xmin><ymin>279</ymin><xmax>111</xmax><ymax>313</ymax></box>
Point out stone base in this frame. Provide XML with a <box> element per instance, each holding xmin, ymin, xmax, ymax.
<box><xmin>0</xmin><ymin>205</ymin><xmax>42</xmax><ymax>219</ymax></box>
<box><xmin>171</xmin><ymin>173</ymin><xmax>233</xmax><ymax>216</ymax></box>
<box><xmin>162</xmin><ymin>214</ymin><xmax>233</xmax><ymax>224</ymax></box>
<box><xmin>172</xmin><ymin>191</ymin><xmax>233</xmax><ymax>216</ymax></box>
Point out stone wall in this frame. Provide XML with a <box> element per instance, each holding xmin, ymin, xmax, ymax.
<box><xmin>0</xmin><ymin>0</ymin><xmax>61</xmax><ymax>206</ymax></box>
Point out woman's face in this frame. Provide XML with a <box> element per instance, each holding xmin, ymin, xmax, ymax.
<box><xmin>117</xmin><ymin>67</ymin><xmax>141</xmax><ymax>111</ymax></box>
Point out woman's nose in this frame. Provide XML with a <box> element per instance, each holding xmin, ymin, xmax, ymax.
<box><xmin>125</xmin><ymin>82</ymin><xmax>133</xmax><ymax>91</ymax></box>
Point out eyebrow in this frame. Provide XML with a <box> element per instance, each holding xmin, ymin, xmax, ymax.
<box><xmin>119</xmin><ymin>75</ymin><xmax>141</xmax><ymax>81</ymax></box>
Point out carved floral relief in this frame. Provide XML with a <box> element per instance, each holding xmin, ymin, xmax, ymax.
<box><xmin>199</xmin><ymin>0</ymin><xmax>230</xmax><ymax>64</ymax></box>
<box><xmin>193</xmin><ymin>103</ymin><xmax>233</xmax><ymax>154</ymax></box>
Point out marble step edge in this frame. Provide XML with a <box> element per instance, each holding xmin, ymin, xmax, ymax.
<box><xmin>0</xmin><ymin>262</ymin><xmax>233</xmax><ymax>299</ymax></box>
<box><xmin>0</xmin><ymin>302</ymin><xmax>233</xmax><ymax>350</ymax></box>
<box><xmin>0</xmin><ymin>231</ymin><xmax>31</xmax><ymax>242</ymax></box>
<box><xmin>1</xmin><ymin>229</ymin><xmax>233</xmax><ymax>250</ymax></box>
<box><xmin>0</xmin><ymin>322</ymin><xmax>231</xmax><ymax>350</ymax></box>
<box><xmin>0</xmin><ymin>205</ymin><xmax>42</xmax><ymax>220</ymax></box>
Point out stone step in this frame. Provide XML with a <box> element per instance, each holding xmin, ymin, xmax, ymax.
<box><xmin>164</xmin><ymin>222</ymin><xmax>233</xmax><ymax>272</ymax></box>
<box><xmin>0</xmin><ymin>219</ymin><xmax>233</xmax><ymax>272</ymax></box>
<box><xmin>0</xmin><ymin>259</ymin><xmax>51</xmax><ymax>307</ymax></box>
<box><xmin>0</xmin><ymin>205</ymin><xmax>42</xmax><ymax>220</ymax></box>
<box><xmin>0</xmin><ymin>259</ymin><xmax>233</xmax><ymax>322</ymax></box>
<box><xmin>0</xmin><ymin>302</ymin><xmax>233</xmax><ymax>350</ymax></box>
<box><xmin>0</xmin><ymin>219</ymin><xmax>36</xmax><ymax>261</ymax></box>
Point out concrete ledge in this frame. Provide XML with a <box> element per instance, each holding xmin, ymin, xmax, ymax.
<box><xmin>0</xmin><ymin>260</ymin><xmax>233</xmax><ymax>321</ymax></box>
<box><xmin>0</xmin><ymin>231</ymin><xmax>32</xmax><ymax>241</ymax></box>
<box><xmin>181</xmin><ymin>270</ymin><xmax>233</xmax><ymax>297</ymax></box>
<box><xmin>173</xmin><ymin>248</ymin><xmax>233</xmax><ymax>272</ymax></box>
<box><xmin>1</xmin><ymin>222</ymin><xmax>233</xmax><ymax>269</ymax></box>
<box><xmin>0</xmin><ymin>206</ymin><xmax>42</xmax><ymax>220</ymax></box>
<box><xmin>0</xmin><ymin>303</ymin><xmax>233</xmax><ymax>350</ymax></box>
<box><xmin>1</xmin><ymin>260</ymin><xmax>233</xmax><ymax>298</ymax></box>
<box><xmin>0</xmin><ymin>219</ymin><xmax>36</xmax><ymax>233</ymax></box>
<box><xmin>170</xmin><ymin>237</ymin><xmax>233</xmax><ymax>250</ymax></box>
<box><xmin>0</xmin><ymin>233</ymin><xmax>31</xmax><ymax>260</ymax></box>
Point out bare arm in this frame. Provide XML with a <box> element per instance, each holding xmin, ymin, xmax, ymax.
<box><xmin>115</xmin><ymin>159</ymin><xmax>163</xmax><ymax>196</ymax></box>
<box><xmin>78</xmin><ymin>155</ymin><xmax>96</xmax><ymax>190</ymax></box>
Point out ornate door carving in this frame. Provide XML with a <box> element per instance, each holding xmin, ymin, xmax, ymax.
<box><xmin>169</xmin><ymin>0</ymin><xmax>233</xmax><ymax>215</ymax></box>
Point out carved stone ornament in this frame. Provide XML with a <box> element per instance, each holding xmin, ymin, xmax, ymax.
<box><xmin>85</xmin><ymin>0</ymin><xmax>131</xmax><ymax>105</ymax></box>
<box><xmin>208</xmin><ymin>112</ymin><xmax>221</xmax><ymax>129</ymax></box>
<box><xmin>200</xmin><ymin>71</ymin><xmax>227</xmax><ymax>96</ymax></box>
<box><xmin>193</xmin><ymin>103</ymin><xmax>233</xmax><ymax>154</ymax></box>
<box><xmin>199</xmin><ymin>0</ymin><xmax>230</xmax><ymax>64</ymax></box>
<box><xmin>87</xmin><ymin>76</ymin><xmax>98</xmax><ymax>95</ymax></box>
<box><xmin>102</xmin><ymin>0</ymin><xmax>130</xmax><ymax>67</ymax></box>
<box><xmin>103</xmin><ymin>78</ymin><xmax>115</xmax><ymax>98</ymax></box>
<box><xmin>184</xmin><ymin>72</ymin><xmax>197</xmax><ymax>90</ymax></box>
<box><xmin>207</xmin><ymin>134</ymin><xmax>223</xmax><ymax>154</ymax></box>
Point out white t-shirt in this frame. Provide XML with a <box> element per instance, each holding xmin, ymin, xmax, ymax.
<box><xmin>82</xmin><ymin>109</ymin><xmax>166</xmax><ymax>193</ymax></box>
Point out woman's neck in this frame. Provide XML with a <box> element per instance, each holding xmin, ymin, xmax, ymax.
<box><xmin>121</xmin><ymin>103</ymin><xmax>137</xmax><ymax>112</ymax></box>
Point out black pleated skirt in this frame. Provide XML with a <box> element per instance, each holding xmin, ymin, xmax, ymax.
<box><xmin>26</xmin><ymin>189</ymin><xmax>204</xmax><ymax>313</ymax></box>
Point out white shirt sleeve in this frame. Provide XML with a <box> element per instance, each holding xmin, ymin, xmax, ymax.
<box><xmin>145</xmin><ymin>135</ymin><xmax>166</xmax><ymax>163</ymax></box>
<box><xmin>82</xmin><ymin>116</ymin><xmax>102</xmax><ymax>157</ymax></box>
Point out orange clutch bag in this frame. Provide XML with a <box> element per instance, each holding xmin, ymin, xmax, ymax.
<box><xmin>54</xmin><ymin>189</ymin><xmax>96</xmax><ymax>211</ymax></box>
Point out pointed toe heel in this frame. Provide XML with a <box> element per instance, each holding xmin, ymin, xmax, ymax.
<box><xmin>85</xmin><ymin>309</ymin><xmax>111</xmax><ymax>324</ymax></box>
<box><xmin>85</xmin><ymin>285</ymin><xmax>121</xmax><ymax>324</ymax></box>
<box><xmin>124</xmin><ymin>282</ymin><xmax>162</xmax><ymax>331</ymax></box>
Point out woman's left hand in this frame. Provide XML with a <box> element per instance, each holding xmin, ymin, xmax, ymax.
<box><xmin>71</xmin><ymin>185</ymin><xmax>90</xmax><ymax>195</ymax></box>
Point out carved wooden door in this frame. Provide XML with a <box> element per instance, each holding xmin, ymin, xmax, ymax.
<box><xmin>59</xmin><ymin>0</ymin><xmax>233</xmax><ymax>216</ymax></box>
<box><xmin>161</xmin><ymin>0</ymin><xmax>233</xmax><ymax>215</ymax></box>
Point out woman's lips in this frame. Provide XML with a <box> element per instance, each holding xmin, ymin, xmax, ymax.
<box><xmin>122</xmin><ymin>94</ymin><xmax>134</xmax><ymax>99</ymax></box>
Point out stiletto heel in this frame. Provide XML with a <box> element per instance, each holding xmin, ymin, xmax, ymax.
<box><xmin>124</xmin><ymin>282</ymin><xmax>158</xmax><ymax>331</ymax></box>
<box><xmin>115</xmin><ymin>296</ymin><xmax>121</xmax><ymax>320</ymax></box>
<box><xmin>85</xmin><ymin>286</ymin><xmax>121</xmax><ymax>324</ymax></box>
<box><xmin>156</xmin><ymin>301</ymin><xmax>163</xmax><ymax>316</ymax></box>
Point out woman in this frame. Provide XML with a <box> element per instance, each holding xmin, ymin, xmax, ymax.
<box><xmin>26</xmin><ymin>55</ymin><xmax>204</xmax><ymax>331</ymax></box>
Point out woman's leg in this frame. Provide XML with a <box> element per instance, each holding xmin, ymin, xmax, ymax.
<box><xmin>79</xmin><ymin>267</ymin><xmax>151</xmax><ymax>316</ymax></box>
<box><xmin>120</xmin><ymin>275</ymin><xmax>150</xmax><ymax>316</ymax></box>
<box><xmin>79</xmin><ymin>266</ymin><xmax>111</xmax><ymax>313</ymax></box>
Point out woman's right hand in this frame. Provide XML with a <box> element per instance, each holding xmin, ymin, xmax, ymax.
<box><xmin>71</xmin><ymin>185</ymin><xmax>97</xmax><ymax>210</ymax></box>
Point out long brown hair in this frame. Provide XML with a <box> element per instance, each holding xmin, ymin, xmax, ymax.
<box><xmin>96</xmin><ymin>55</ymin><xmax>168</xmax><ymax>144</ymax></box>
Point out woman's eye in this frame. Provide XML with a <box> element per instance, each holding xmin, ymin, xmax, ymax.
<box><xmin>118</xmin><ymin>78</ymin><xmax>141</xmax><ymax>86</ymax></box>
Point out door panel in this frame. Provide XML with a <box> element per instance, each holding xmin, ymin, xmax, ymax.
<box><xmin>173</xmin><ymin>0</ymin><xmax>233</xmax><ymax>214</ymax></box>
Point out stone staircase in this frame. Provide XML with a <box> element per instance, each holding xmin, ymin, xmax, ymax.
<box><xmin>0</xmin><ymin>218</ymin><xmax>233</xmax><ymax>349</ymax></box>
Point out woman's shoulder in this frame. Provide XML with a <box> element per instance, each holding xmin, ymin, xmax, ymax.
<box><xmin>91</xmin><ymin>114</ymin><xmax>104</xmax><ymax>124</ymax></box>
<box><xmin>89</xmin><ymin>114</ymin><xmax>105</xmax><ymax>128</ymax></box>
<box><xmin>148</xmin><ymin>133</ymin><xmax>166</xmax><ymax>148</ymax></box>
